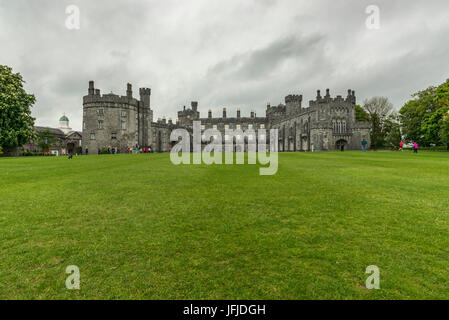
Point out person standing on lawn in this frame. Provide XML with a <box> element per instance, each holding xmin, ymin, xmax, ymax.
<box><xmin>399</xmin><ymin>141</ymin><xmax>404</xmax><ymax>151</ymax></box>
<box><xmin>361</xmin><ymin>139</ymin><xmax>367</xmax><ymax>152</ymax></box>
<box><xmin>413</xmin><ymin>141</ymin><xmax>419</xmax><ymax>153</ymax></box>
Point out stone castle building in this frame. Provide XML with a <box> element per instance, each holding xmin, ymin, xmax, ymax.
<box><xmin>82</xmin><ymin>81</ymin><xmax>370</xmax><ymax>153</ymax></box>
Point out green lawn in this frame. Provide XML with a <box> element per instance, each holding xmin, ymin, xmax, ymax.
<box><xmin>1</xmin><ymin>151</ymin><xmax>449</xmax><ymax>299</ymax></box>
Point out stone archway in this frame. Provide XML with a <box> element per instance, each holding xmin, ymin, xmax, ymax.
<box><xmin>336</xmin><ymin>139</ymin><xmax>347</xmax><ymax>151</ymax></box>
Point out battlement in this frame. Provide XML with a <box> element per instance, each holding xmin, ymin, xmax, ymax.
<box><xmin>308</xmin><ymin>89</ymin><xmax>356</xmax><ymax>106</ymax></box>
<box><xmin>139</xmin><ymin>87</ymin><xmax>151</xmax><ymax>108</ymax></box>
<box><xmin>139</xmin><ymin>88</ymin><xmax>151</xmax><ymax>96</ymax></box>
<box><xmin>83</xmin><ymin>81</ymin><xmax>141</xmax><ymax>107</ymax></box>
<box><xmin>83</xmin><ymin>93</ymin><xmax>140</xmax><ymax>107</ymax></box>
<box><xmin>285</xmin><ymin>94</ymin><xmax>303</xmax><ymax>104</ymax></box>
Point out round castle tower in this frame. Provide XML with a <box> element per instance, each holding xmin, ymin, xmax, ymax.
<box><xmin>82</xmin><ymin>81</ymin><xmax>153</xmax><ymax>153</ymax></box>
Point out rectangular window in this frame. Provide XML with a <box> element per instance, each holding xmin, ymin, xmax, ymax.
<box><xmin>83</xmin><ymin>122</ymin><xmax>86</xmax><ymax>130</ymax></box>
<box><xmin>98</xmin><ymin>120</ymin><xmax>103</xmax><ymax>129</ymax></box>
<box><xmin>224</xmin><ymin>134</ymin><xmax>229</xmax><ymax>140</ymax></box>
<box><xmin>201</xmin><ymin>125</ymin><xmax>205</xmax><ymax>130</ymax></box>
<box><xmin>213</xmin><ymin>125</ymin><xmax>217</xmax><ymax>130</ymax></box>
<box><xmin>97</xmin><ymin>108</ymin><xmax>104</xmax><ymax>116</ymax></box>
<box><xmin>90</xmin><ymin>133</ymin><xmax>95</xmax><ymax>140</ymax></box>
<box><xmin>225</xmin><ymin>125</ymin><xmax>229</xmax><ymax>130</ymax></box>
<box><xmin>236</xmin><ymin>124</ymin><xmax>241</xmax><ymax>130</ymax></box>
<box><xmin>121</xmin><ymin>110</ymin><xmax>127</xmax><ymax>117</ymax></box>
<box><xmin>111</xmin><ymin>132</ymin><xmax>117</xmax><ymax>140</ymax></box>
<box><xmin>260</xmin><ymin>124</ymin><xmax>265</xmax><ymax>129</ymax></box>
<box><xmin>83</xmin><ymin>110</ymin><xmax>87</xmax><ymax>116</ymax></box>
<box><xmin>121</xmin><ymin>121</ymin><xmax>126</xmax><ymax>130</ymax></box>
<box><xmin>248</xmin><ymin>124</ymin><xmax>253</xmax><ymax>129</ymax></box>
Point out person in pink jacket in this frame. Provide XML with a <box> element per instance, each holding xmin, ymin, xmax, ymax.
<box><xmin>413</xmin><ymin>142</ymin><xmax>418</xmax><ymax>153</ymax></box>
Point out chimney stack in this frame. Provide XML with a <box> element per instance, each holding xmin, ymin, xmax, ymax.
<box><xmin>223</xmin><ymin>108</ymin><xmax>227</xmax><ymax>118</ymax></box>
<box><xmin>126</xmin><ymin>83</ymin><xmax>133</xmax><ymax>98</ymax></box>
<box><xmin>208</xmin><ymin>109</ymin><xmax>212</xmax><ymax>118</ymax></box>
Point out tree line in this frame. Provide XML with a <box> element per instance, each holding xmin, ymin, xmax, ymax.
<box><xmin>356</xmin><ymin>78</ymin><xmax>449</xmax><ymax>149</ymax></box>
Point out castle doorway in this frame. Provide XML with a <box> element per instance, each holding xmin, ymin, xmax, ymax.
<box><xmin>336</xmin><ymin>139</ymin><xmax>347</xmax><ymax>151</ymax></box>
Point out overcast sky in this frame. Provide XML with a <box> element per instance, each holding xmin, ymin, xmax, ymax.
<box><xmin>1</xmin><ymin>0</ymin><xmax>449</xmax><ymax>130</ymax></box>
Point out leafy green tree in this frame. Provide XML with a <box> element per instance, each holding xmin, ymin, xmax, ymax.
<box><xmin>383</xmin><ymin>114</ymin><xmax>402</xmax><ymax>147</ymax></box>
<box><xmin>362</xmin><ymin>97</ymin><xmax>394</xmax><ymax>149</ymax></box>
<box><xmin>435</xmin><ymin>79</ymin><xmax>449</xmax><ymax>144</ymax></box>
<box><xmin>0</xmin><ymin>146</ymin><xmax>3</xmax><ymax>155</ymax></box>
<box><xmin>369</xmin><ymin>113</ymin><xmax>383</xmax><ymax>148</ymax></box>
<box><xmin>0</xmin><ymin>65</ymin><xmax>36</xmax><ymax>152</ymax></box>
<box><xmin>435</xmin><ymin>79</ymin><xmax>449</xmax><ymax>108</ymax></box>
<box><xmin>441</xmin><ymin>112</ymin><xmax>449</xmax><ymax>144</ymax></box>
<box><xmin>37</xmin><ymin>129</ymin><xmax>56</xmax><ymax>151</ymax></box>
<box><xmin>355</xmin><ymin>104</ymin><xmax>370</xmax><ymax>122</ymax></box>
<box><xmin>399</xmin><ymin>80</ymin><xmax>449</xmax><ymax>146</ymax></box>
<box><xmin>421</xmin><ymin>107</ymin><xmax>448</xmax><ymax>145</ymax></box>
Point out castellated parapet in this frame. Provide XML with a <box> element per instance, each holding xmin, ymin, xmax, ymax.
<box><xmin>269</xmin><ymin>89</ymin><xmax>370</xmax><ymax>152</ymax></box>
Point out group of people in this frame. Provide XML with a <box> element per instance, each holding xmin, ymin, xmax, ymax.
<box><xmin>92</xmin><ymin>146</ymin><xmax>153</xmax><ymax>155</ymax></box>
<box><xmin>96</xmin><ymin>147</ymin><xmax>119</xmax><ymax>154</ymax></box>
<box><xmin>130</xmin><ymin>146</ymin><xmax>152</xmax><ymax>153</ymax></box>
<box><xmin>361</xmin><ymin>140</ymin><xmax>421</xmax><ymax>153</ymax></box>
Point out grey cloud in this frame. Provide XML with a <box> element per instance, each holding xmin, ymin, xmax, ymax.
<box><xmin>1</xmin><ymin>0</ymin><xmax>448</xmax><ymax>129</ymax></box>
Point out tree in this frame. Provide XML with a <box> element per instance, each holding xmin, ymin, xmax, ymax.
<box><xmin>383</xmin><ymin>114</ymin><xmax>402</xmax><ymax>147</ymax></box>
<box><xmin>0</xmin><ymin>146</ymin><xmax>2</xmax><ymax>155</ymax></box>
<box><xmin>0</xmin><ymin>65</ymin><xmax>36</xmax><ymax>152</ymax></box>
<box><xmin>441</xmin><ymin>111</ymin><xmax>449</xmax><ymax>144</ymax></box>
<box><xmin>37</xmin><ymin>129</ymin><xmax>56</xmax><ymax>151</ymax></box>
<box><xmin>363</xmin><ymin>96</ymin><xmax>394</xmax><ymax>120</ymax></box>
<box><xmin>362</xmin><ymin>97</ymin><xmax>394</xmax><ymax>149</ymax></box>
<box><xmin>355</xmin><ymin>104</ymin><xmax>370</xmax><ymax>122</ymax></box>
<box><xmin>399</xmin><ymin>81</ymin><xmax>449</xmax><ymax>146</ymax></box>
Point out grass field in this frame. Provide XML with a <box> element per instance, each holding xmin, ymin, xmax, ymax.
<box><xmin>1</xmin><ymin>151</ymin><xmax>449</xmax><ymax>299</ymax></box>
